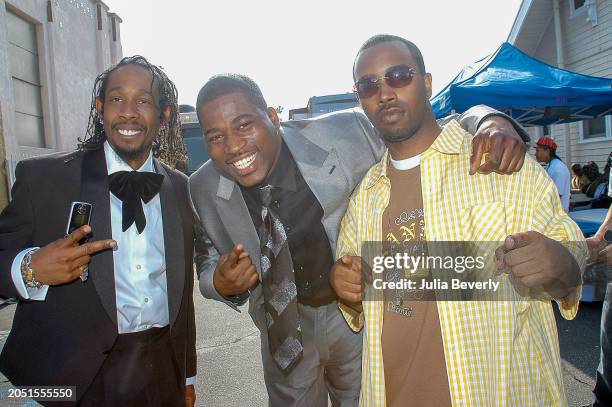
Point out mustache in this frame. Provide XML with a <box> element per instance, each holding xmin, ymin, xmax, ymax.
<box><xmin>377</xmin><ymin>102</ymin><xmax>404</xmax><ymax>115</ymax></box>
<box><xmin>111</xmin><ymin>123</ymin><xmax>146</xmax><ymax>131</ymax></box>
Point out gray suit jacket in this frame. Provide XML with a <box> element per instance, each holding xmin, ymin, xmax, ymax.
<box><xmin>188</xmin><ymin>106</ymin><xmax>523</xmax><ymax>328</ymax></box>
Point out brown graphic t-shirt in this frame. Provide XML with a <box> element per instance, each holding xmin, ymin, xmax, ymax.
<box><xmin>381</xmin><ymin>163</ymin><xmax>452</xmax><ymax>407</ymax></box>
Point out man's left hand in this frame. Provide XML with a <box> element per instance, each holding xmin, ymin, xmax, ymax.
<box><xmin>185</xmin><ymin>384</ymin><xmax>196</xmax><ymax>407</ymax></box>
<box><xmin>470</xmin><ymin>116</ymin><xmax>527</xmax><ymax>175</ymax></box>
<box><xmin>495</xmin><ymin>231</ymin><xmax>580</xmax><ymax>299</ymax></box>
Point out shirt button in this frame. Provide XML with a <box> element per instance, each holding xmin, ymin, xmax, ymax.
<box><xmin>144</xmin><ymin>297</ymin><xmax>149</xmax><ymax>303</ymax></box>
<box><xmin>273</xmin><ymin>200</ymin><xmax>280</xmax><ymax>208</ymax></box>
<box><xmin>136</xmin><ymin>264</ymin><xmax>142</xmax><ymax>270</ymax></box>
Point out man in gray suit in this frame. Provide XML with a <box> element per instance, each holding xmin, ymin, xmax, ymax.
<box><xmin>188</xmin><ymin>74</ymin><xmax>527</xmax><ymax>406</ymax></box>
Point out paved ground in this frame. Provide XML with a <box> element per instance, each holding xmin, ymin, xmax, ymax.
<box><xmin>557</xmin><ymin>301</ymin><xmax>602</xmax><ymax>407</ymax></box>
<box><xmin>191</xmin><ymin>291</ymin><xmax>267</xmax><ymax>406</ymax></box>
<box><xmin>0</xmin><ymin>291</ymin><xmax>604</xmax><ymax>407</ymax></box>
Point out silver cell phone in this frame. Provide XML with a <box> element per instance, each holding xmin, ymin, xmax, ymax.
<box><xmin>66</xmin><ymin>201</ymin><xmax>93</xmax><ymax>239</ymax></box>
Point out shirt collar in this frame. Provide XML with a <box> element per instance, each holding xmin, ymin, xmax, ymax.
<box><xmin>428</xmin><ymin>120</ymin><xmax>464</xmax><ymax>155</ymax></box>
<box><xmin>261</xmin><ymin>140</ymin><xmax>298</xmax><ymax>192</ymax></box>
<box><xmin>104</xmin><ymin>141</ymin><xmax>154</xmax><ymax>175</ymax></box>
<box><xmin>364</xmin><ymin>120</ymin><xmax>465</xmax><ymax>190</ymax></box>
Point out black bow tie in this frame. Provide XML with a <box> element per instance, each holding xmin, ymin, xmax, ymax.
<box><xmin>108</xmin><ymin>171</ymin><xmax>164</xmax><ymax>234</ymax></box>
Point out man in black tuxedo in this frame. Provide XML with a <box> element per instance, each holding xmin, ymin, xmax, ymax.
<box><xmin>0</xmin><ymin>56</ymin><xmax>196</xmax><ymax>406</ymax></box>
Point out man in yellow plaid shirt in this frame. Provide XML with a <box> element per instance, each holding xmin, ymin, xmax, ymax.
<box><xmin>331</xmin><ymin>35</ymin><xmax>587</xmax><ymax>407</ymax></box>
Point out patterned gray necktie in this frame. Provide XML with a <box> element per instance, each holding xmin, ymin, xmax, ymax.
<box><xmin>259</xmin><ymin>185</ymin><xmax>303</xmax><ymax>373</ymax></box>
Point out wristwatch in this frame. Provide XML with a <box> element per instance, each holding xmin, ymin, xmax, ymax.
<box><xmin>21</xmin><ymin>248</ymin><xmax>41</xmax><ymax>289</ymax></box>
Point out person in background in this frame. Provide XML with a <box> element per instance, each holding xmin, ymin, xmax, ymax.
<box><xmin>586</xmin><ymin>164</ymin><xmax>612</xmax><ymax>406</ymax></box>
<box><xmin>582</xmin><ymin>161</ymin><xmax>602</xmax><ymax>198</ymax></box>
<box><xmin>534</xmin><ymin>136</ymin><xmax>571</xmax><ymax>212</ymax></box>
<box><xmin>592</xmin><ymin>159</ymin><xmax>611</xmax><ymax>209</ymax></box>
<box><xmin>571</xmin><ymin>163</ymin><xmax>590</xmax><ymax>193</ymax></box>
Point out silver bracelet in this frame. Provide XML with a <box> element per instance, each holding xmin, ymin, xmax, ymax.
<box><xmin>21</xmin><ymin>248</ymin><xmax>41</xmax><ymax>289</ymax></box>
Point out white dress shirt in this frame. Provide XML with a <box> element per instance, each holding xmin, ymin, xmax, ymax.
<box><xmin>104</xmin><ymin>141</ymin><xmax>170</xmax><ymax>334</ymax></box>
<box><xmin>11</xmin><ymin>142</ymin><xmax>194</xmax><ymax>384</ymax></box>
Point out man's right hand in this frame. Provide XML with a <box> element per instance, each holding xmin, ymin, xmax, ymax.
<box><xmin>586</xmin><ymin>235</ymin><xmax>607</xmax><ymax>263</ymax></box>
<box><xmin>31</xmin><ymin>225</ymin><xmax>116</xmax><ymax>285</ymax></box>
<box><xmin>213</xmin><ymin>244</ymin><xmax>259</xmax><ymax>296</ymax></box>
<box><xmin>330</xmin><ymin>255</ymin><xmax>363</xmax><ymax>304</ymax></box>
<box><xmin>587</xmin><ymin>234</ymin><xmax>612</xmax><ymax>266</ymax></box>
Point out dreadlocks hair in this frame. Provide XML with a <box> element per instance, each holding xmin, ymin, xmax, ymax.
<box><xmin>79</xmin><ymin>55</ymin><xmax>187</xmax><ymax>169</ymax></box>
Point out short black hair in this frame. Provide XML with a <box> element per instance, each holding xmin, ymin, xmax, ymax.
<box><xmin>571</xmin><ymin>163</ymin><xmax>582</xmax><ymax>174</ymax></box>
<box><xmin>196</xmin><ymin>74</ymin><xmax>268</xmax><ymax>118</ymax></box>
<box><xmin>353</xmin><ymin>34</ymin><xmax>426</xmax><ymax>79</ymax></box>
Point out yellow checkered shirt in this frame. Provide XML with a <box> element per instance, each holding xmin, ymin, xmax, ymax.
<box><xmin>337</xmin><ymin>120</ymin><xmax>587</xmax><ymax>407</ymax></box>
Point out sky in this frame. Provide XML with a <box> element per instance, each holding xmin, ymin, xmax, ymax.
<box><xmin>102</xmin><ymin>0</ymin><xmax>523</xmax><ymax>119</ymax></box>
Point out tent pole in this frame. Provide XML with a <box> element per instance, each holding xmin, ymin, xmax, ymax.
<box><xmin>553</xmin><ymin>0</ymin><xmax>572</xmax><ymax>164</ymax></box>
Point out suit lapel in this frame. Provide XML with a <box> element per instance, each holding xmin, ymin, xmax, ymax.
<box><xmin>155</xmin><ymin>160</ymin><xmax>185</xmax><ymax>327</ymax></box>
<box><xmin>213</xmin><ymin>175</ymin><xmax>262</xmax><ymax>276</ymax></box>
<box><xmin>282</xmin><ymin>127</ymin><xmax>347</xmax><ymax>232</ymax></box>
<box><xmin>80</xmin><ymin>148</ymin><xmax>117</xmax><ymax>326</ymax></box>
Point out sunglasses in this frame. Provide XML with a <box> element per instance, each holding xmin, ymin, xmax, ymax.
<box><xmin>353</xmin><ymin>65</ymin><xmax>415</xmax><ymax>99</ymax></box>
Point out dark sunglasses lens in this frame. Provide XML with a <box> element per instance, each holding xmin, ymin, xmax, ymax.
<box><xmin>385</xmin><ymin>66</ymin><xmax>413</xmax><ymax>88</ymax></box>
<box><xmin>356</xmin><ymin>78</ymin><xmax>379</xmax><ymax>98</ymax></box>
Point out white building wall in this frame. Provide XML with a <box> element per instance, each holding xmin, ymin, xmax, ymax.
<box><xmin>532</xmin><ymin>18</ymin><xmax>558</xmax><ymax>66</ymax></box>
<box><xmin>526</xmin><ymin>0</ymin><xmax>612</xmax><ymax>169</ymax></box>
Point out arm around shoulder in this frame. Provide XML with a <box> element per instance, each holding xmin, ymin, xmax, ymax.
<box><xmin>452</xmin><ymin>104</ymin><xmax>530</xmax><ymax>142</ymax></box>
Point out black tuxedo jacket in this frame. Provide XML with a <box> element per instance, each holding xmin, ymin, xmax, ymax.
<box><xmin>0</xmin><ymin>148</ymin><xmax>196</xmax><ymax>403</ymax></box>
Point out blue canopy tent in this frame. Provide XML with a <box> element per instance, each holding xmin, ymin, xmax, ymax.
<box><xmin>431</xmin><ymin>42</ymin><xmax>612</xmax><ymax>126</ymax></box>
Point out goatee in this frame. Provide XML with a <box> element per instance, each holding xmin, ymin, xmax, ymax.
<box><xmin>380</xmin><ymin>126</ymin><xmax>416</xmax><ymax>143</ymax></box>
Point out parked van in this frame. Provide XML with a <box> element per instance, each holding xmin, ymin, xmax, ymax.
<box><xmin>179</xmin><ymin>109</ymin><xmax>209</xmax><ymax>175</ymax></box>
